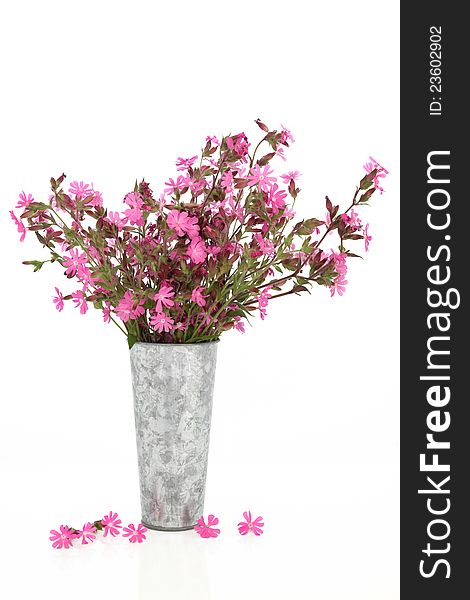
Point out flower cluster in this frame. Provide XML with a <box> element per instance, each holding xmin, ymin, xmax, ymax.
<box><xmin>12</xmin><ymin>120</ymin><xmax>388</xmax><ymax>347</ymax></box>
<box><xmin>49</xmin><ymin>511</ymin><xmax>147</xmax><ymax>549</ymax></box>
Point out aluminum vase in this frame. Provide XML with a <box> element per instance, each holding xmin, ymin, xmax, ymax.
<box><xmin>130</xmin><ymin>341</ymin><xmax>218</xmax><ymax>531</ymax></box>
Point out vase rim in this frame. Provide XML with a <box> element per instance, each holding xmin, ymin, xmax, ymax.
<box><xmin>131</xmin><ymin>339</ymin><xmax>220</xmax><ymax>348</ymax></box>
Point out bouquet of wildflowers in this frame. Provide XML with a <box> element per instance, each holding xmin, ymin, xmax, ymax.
<box><xmin>11</xmin><ymin>119</ymin><xmax>387</xmax><ymax>347</ymax></box>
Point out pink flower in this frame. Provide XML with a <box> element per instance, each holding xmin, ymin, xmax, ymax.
<box><xmin>103</xmin><ymin>302</ymin><xmax>112</xmax><ymax>323</ymax></box>
<box><xmin>154</xmin><ymin>284</ymin><xmax>175</xmax><ymax>312</ymax></box>
<box><xmin>221</xmin><ymin>170</ymin><xmax>233</xmax><ymax>190</ymax></box>
<box><xmin>167</xmin><ymin>210</ymin><xmax>199</xmax><ymax>238</ymax></box>
<box><xmin>68</xmin><ymin>181</ymin><xmax>92</xmax><ymax>198</ymax></box>
<box><xmin>254</xmin><ymin>233</ymin><xmax>275</xmax><ymax>257</ymax></box>
<box><xmin>49</xmin><ymin>525</ymin><xmax>75</xmax><ymax>549</ymax></box>
<box><xmin>53</xmin><ymin>287</ymin><xmax>64</xmax><ymax>312</ymax></box>
<box><xmin>206</xmin><ymin>135</ymin><xmax>220</xmax><ymax>146</ymax></box>
<box><xmin>124</xmin><ymin>192</ymin><xmax>143</xmax><ymax>208</ymax></box>
<box><xmin>364</xmin><ymin>223</ymin><xmax>372</xmax><ymax>252</ymax></box>
<box><xmin>191</xmin><ymin>286</ymin><xmax>207</xmax><ymax>307</ymax></box>
<box><xmin>330</xmin><ymin>274</ymin><xmax>348</xmax><ymax>297</ymax></box>
<box><xmin>150</xmin><ymin>312</ymin><xmax>174</xmax><ymax>333</ymax></box>
<box><xmin>341</xmin><ymin>209</ymin><xmax>362</xmax><ymax>231</ymax></box>
<box><xmin>102</xmin><ymin>511</ymin><xmax>122</xmax><ymax>537</ymax></box>
<box><xmin>164</xmin><ymin>176</ymin><xmax>189</xmax><ymax>195</ymax></box>
<box><xmin>237</xmin><ymin>511</ymin><xmax>264</xmax><ymax>536</ymax></box>
<box><xmin>123</xmin><ymin>207</ymin><xmax>144</xmax><ymax>226</ymax></box>
<box><xmin>227</xmin><ymin>133</ymin><xmax>250</xmax><ymax>158</ymax></box>
<box><xmin>280</xmin><ymin>170</ymin><xmax>301</xmax><ymax>184</ymax></box>
<box><xmin>187</xmin><ymin>237</ymin><xmax>207</xmax><ymax>264</ymax></box>
<box><xmin>330</xmin><ymin>251</ymin><xmax>348</xmax><ymax>276</ymax></box>
<box><xmin>194</xmin><ymin>514</ymin><xmax>220</xmax><ymax>538</ymax></box>
<box><xmin>182</xmin><ymin>214</ymin><xmax>200</xmax><ymax>238</ymax></box>
<box><xmin>281</xmin><ymin>124</ymin><xmax>295</xmax><ymax>144</ymax></box>
<box><xmin>176</xmin><ymin>156</ymin><xmax>198</xmax><ymax>171</ymax></box>
<box><xmin>16</xmin><ymin>191</ymin><xmax>34</xmax><ymax>208</ymax></box>
<box><xmin>266</xmin><ymin>184</ymin><xmax>287</xmax><ymax>213</ymax></box>
<box><xmin>71</xmin><ymin>290</ymin><xmax>88</xmax><ymax>314</ymax></box>
<box><xmin>122</xmin><ymin>523</ymin><xmax>148</xmax><ymax>543</ymax></box>
<box><xmin>77</xmin><ymin>264</ymin><xmax>93</xmax><ymax>290</ymax></box>
<box><xmin>63</xmin><ymin>248</ymin><xmax>88</xmax><ymax>276</ymax></box>
<box><xmin>275</xmin><ymin>146</ymin><xmax>287</xmax><ymax>161</ymax></box>
<box><xmin>116</xmin><ymin>291</ymin><xmax>145</xmax><ymax>322</ymax></box>
<box><xmin>190</xmin><ymin>177</ymin><xmax>207</xmax><ymax>195</ymax></box>
<box><xmin>363</xmin><ymin>156</ymin><xmax>389</xmax><ymax>193</ymax></box>
<box><xmin>247</xmin><ymin>165</ymin><xmax>276</xmax><ymax>192</ymax></box>
<box><xmin>258</xmin><ymin>286</ymin><xmax>272</xmax><ymax>320</ymax></box>
<box><xmin>89</xmin><ymin>188</ymin><xmax>103</xmax><ymax>208</ymax></box>
<box><xmin>106</xmin><ymin>211</ymin><xmax>128</xmax><ymax>230</ymax></box>
<box><xmin>283</xmin><ymin>206</ymin><xmax>296</xmax><ymax>219</ymax></box>
<box><xmin>174</xmin><ymin>321</ymin><xmax>187</xmax><ymax>331</ymax></box>
<box><xmin>234</xmin><ymin>316</ymin><xmax>245</xmax><ymax>333</ymax></box>
<box><xmin>75</xmin><ymin>522</ymin><xmax>97</xmax><ymax>545</ymax></box>
<box><xmin>10</xmin><ymin>211</ymin><xmax>26</xmax><ymax>242</ymax></box>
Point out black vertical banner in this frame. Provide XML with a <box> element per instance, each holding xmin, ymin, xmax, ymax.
<box><xmin>401</xmin><ymin>3</ymin><xmax>468</xmax><ymax>598</ymax></box>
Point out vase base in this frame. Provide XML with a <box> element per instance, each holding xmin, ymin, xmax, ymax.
<box><xmin>141</xmin><ymin>520</ymin><xmax>196</xmax><ymax>532</ymax></box>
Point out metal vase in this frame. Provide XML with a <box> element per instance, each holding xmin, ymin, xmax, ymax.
<box><xmin>130</xmin><ymin>341</ymin><xmax>218</xmax><ymax>531</ymax></box>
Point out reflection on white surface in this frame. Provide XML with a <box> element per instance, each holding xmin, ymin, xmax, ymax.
<box><xmin>138</xmin><ymin>532</ymin><xmax>210</xmax><ymax>600</ymax></box>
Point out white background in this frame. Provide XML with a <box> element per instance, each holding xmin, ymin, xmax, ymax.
<box><xmin>0</xmin><ymin>1</ymin><xmax>399</xmax><ymax>598</ymax></box>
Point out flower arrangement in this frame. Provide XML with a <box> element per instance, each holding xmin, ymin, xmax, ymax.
<box><xmin>11</xmin><ymin>120</ymin><xmax>387</xmax><ymax>348</ymax></box>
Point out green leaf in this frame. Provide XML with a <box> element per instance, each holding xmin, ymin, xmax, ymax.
<box><xmin>28</xmin><ymin>202</ymin><xmax>50</xmax><ymax>211</ymax></box>
<box><xmin>257</xmin><ymin>152</ymin><xmax>276</xmax><ymax>166</ymax></box>
<box><xmin>292</xmin><ymin>284</ymin><xmax>309</xmax><ymax>294</ymax></box>
<box><xmin>22</xmin><ymin>259</ymin><xmax>47</xmax><ymax>272</ymax></box>
<box><xmin>359</xmin><ymin>187</ymin><xmax>376</xmax><ymax>203</ymax></box>
<box><xmin>127</xmin><ymin>333</ymin><xmax>137</xmax><ymax>350</ymax></box>
<box><xmin>359</xmin><ymin>169</ymin><xmax>378</xmax><ymax>190</ymax></box>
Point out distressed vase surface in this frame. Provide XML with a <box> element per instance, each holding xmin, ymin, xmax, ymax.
<box><xmin>130</xmin><ymin>341</ymin><xmax>218</xmax><ymax>531</ymax></box>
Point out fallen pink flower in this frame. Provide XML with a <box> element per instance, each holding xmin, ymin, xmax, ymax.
<box><xmin>49</xmin><ymin>525</ymin><xmax>75</xmax><ymax>549</ymax></box>
<box><xmin>75</xmin><ymin>522</ymin><xmax>97</xmax><ymax>545</ymax></box>
<box><xmin>122</xmin><ymin>523</ymin><xmax>148</xmax><ymax>543</ymax></box>
<box><xmin>102</xmin><ymin>511</ymin><xmax>122</xmax><ymax>537</ymax></box>
<box><xmin>238</xmin><ymin>511</ymin><xmax>264</xmax><ymax>536</ymax></box>
<box><xmin>194</xmin><ymin>514</ymin><xmax>220</xmax><ymax>538</ymax></box>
